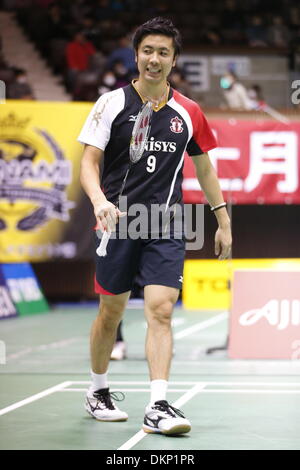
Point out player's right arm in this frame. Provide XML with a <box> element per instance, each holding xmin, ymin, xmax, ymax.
<box><xmin>80</xmin><ymin>144</ymin><xmax>120</xmax><ymax>232</ymax></box>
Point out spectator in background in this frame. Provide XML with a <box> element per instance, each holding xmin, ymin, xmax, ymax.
<box><xmin>267</xmin><ymin>15</ymin><xmax>290</xmax><ymax>48</ymax></box>
<box><xmin>201</xmin><ymin>29</ymin><xmax>222</xmax><ymax>46</ymax></box>
<box><xmin>97</xmin><ymin>69</ymin><xmax>118</xmax><ymax>95</ymax></box>
<box><xmin>66</xmin><ymin>31</ymin><xmax>96</xmax><ymax>73</ymax></box>
<box><xmin>80</xmin><ymin>16</ymin><xmax>102</xmax><ymax>48</ymax></box>
<box><xmin>34</xmin><ymin>0</ymin><xmax>54</xmax><ymax>6</ymax></box>
<box><xmin>45</xmin><ymin>3</ymin><xmax>69</xmax><ymax>42</ymax></box>
<box><xmin>169</xmin><ymin>67</ymin><xmax>194</xmax><ymax>99</ymax></box>
<box><xmin>108</xmin><ymin>35</ymin><xmax>137</xmax><ymax>77</ymax></box>
<box><xmin>96</xmin><ymin>63</ymin><xmax>131</xmax><ymax>98</ymax></box>
<box><xmin>111</xmin><ymin>60</ymin><xmax>131</xmax><ymax>88</ymax></box>
<box><xmin>246</xmin><ymin>15</ymin><xmax>268</xmax><ymax>47</ymax></box>
<box><xmin>70</xmin><ymin>0</ymin><xmax>93</xmax><ymax>24</ymax></box>
<box><xmin>8</xmin><ymin>68</ymin><xmax>35</xmax><ymax>99</ymax></box>
<box><xmin>220</xmin><ymin>71</ymin><xmax>252</xmax><ymax>110</ymax></box>
<box><xmin>0</xmin><ymin>49</ymin><xmax>15</xmax><ymax>91</ymax></box>
<box><xmin>247</xmin><ymin>84</ymin><xmax>265</xmax><ymax>109</ymax></box>
<box><xmin>221</xmin><ymin>0</ymin><xmax>243</xmax><ymax>30</ymax></box>
<box><xmin>94</xmin><ymin>0</ymin><xmax>115</xmax><ymax>21</ymax></box>
<box><xmin>66</xmin><ymin>31</ymin><xmax>96</xmax><ymax>91</ymax></box>
<box><xmin>220</xmin><ymin>0</ymin><xmax>246</xmax><ymax>44</ymax></box>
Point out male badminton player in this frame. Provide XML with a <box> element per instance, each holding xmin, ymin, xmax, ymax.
<box><xmin>78</xmin><ymin>17</ymin><xmax>232</xmax><ymax>435</ymax></box>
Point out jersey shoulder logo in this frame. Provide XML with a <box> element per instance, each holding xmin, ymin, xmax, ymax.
<box><xmin>170</xmin><ymin>116</ymin><xmax>184</xmax><ymax>133</ymax></box>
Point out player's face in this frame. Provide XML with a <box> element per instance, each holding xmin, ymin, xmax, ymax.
<box><xmin>136</xmin><ymin>35</ymin><xmax>176</xmax><ymax>86</ymax></box>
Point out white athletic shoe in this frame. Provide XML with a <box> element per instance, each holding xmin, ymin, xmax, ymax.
<box><xmin>85</xmin><ymin>388</ymin><xmax>128</xmax><ymax>422</ymax></box>
<box><xmin>143</xmin><ymin>400</ymin><xmax>191</xmax><ymax>435</ymax></box>
<box><xmin>110</xmin><ymin>341</ymin><xmax>127</xmax><ymax>360</ymax></box>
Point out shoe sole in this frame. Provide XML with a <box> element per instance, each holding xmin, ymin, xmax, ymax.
<box><xmin>143</xmin><ymin>424</ymin><xmax>191</xmax><ymax>435</ymax></box>
<box><xmin>85</xmin><ymin>407</ymin><xmax>128</xmax><ymax>422</ymax></box>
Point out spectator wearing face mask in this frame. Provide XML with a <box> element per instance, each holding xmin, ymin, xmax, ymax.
<box><xmin>220</xmin><ymin>71</ymin><xmax>252</xmax><ymax>110</ymax></box>
<box><xmin>8</xmin><ymin>68</ymin><xmax>35</xmax><ymax>100</ymax></box>
<box><xmin>98</xmin><ymin>70</ymin><xmax>118</xmax><ymax>96</ymax></box>
<box><xmin>247</xmin><ymin>84</ymin><xmax>265</xmax><ymax>110</ymax></box>
<box><xmin>111</xmin><ymin>60</ymin><xmax>131</xmax><ymax>88</ymax></box>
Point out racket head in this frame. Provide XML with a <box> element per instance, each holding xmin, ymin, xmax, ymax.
<box><xmin>129</xmin><ymin>101</ymin><xmax>153</xmax><ymax>163</ymax></box>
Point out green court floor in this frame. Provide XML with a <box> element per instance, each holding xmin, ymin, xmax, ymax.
<box><xmin>1</xmin><ymin>304</ymin><xmax>300</xmax><ymax>450</ymax></box>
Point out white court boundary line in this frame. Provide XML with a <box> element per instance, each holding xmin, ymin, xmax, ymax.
<box><xmin>201</xmin><ymin>389</ymin><xmax>300</xmax><ymax>394</ymax></box>
<box><xmin>2</xmin><ymin>379</ymin><xmax>299</xmax><ymax>418</ymax></box>
<box><xmin>0</xmin><ymin>381</ymin><xmax>72</xmax><ymax>416</ymax></box>
<box><xmin>58</xmin><ymin>387</ymin><xmax>300</xmax><ymax>395</ymax></box>
<box><xmin>69</xmin><ymin>380</ymin><xmax>300</xmax><ymax>386</ymax></box>
<box><xmin>174</xmin><ymin>311</ymin><xmax>228</xmax><ymax>339</ymax></box>
<box><xmin>117</xmin><ymin>383</ymin><xmax>207</xmax><ymax>451</ymax></box>
<box><xmin>59</xmin><ymin>388</ymin><xmax>192</xmax><ymax>393</ymax></box>
<box><xmin>4</xmin><ymin>311</ymin><xmax>226</xmax><ymax>364</ymax></box>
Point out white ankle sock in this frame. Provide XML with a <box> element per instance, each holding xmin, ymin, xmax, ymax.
<box><xmin>88</xmin><ymin>370</ymin><xmax>108</xmax><ymax>396</ymax></box>
<box><xmin>149</xmin><ymin>379</ymin><xmax>168</xmax><ymax>406</ymax></box>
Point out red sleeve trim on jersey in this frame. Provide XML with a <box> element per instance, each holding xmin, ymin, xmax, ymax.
<box><xmin>173</xmin><ymin>90</ymin><xmax>217</xmax><ymax>154</ymax></box>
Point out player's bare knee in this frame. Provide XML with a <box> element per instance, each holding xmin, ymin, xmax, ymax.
<box><xmin>99</xmin><ymin>292</ymin><xmax>128</xmax><ymax>317</ymax></box>
<box><xmin>147</xmin><ymin>300</ymin><xmax>173</xmax><ymax>326</ymax></box>
<box><xmin>99</xmin><ymin>302</ymin><xmax>124</xmax><ymax>320</ymax></box>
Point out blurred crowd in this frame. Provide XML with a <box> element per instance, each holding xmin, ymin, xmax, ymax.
<box><xmin>0</xmin><ymin>40</ymin><xmax>34</xmax><ymax>99</ymax></box>
<box><xmin>0</xmin><ymin>0</ymin><xmax>300</xmax><ymax>102</ymax></box>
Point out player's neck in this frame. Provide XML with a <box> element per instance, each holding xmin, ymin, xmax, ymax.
<box><xmin>134</xmin><ymin>79</ymin><xmax>169</xmax><ymax>109</ymax></box>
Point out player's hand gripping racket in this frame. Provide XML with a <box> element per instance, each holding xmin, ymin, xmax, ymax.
<box><xmin>96</xmin><ymin>101</ymin><xmax>153</xmax><ymax>256</ymax></box>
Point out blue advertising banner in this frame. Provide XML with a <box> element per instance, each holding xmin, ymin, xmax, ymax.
<box><xmin>0</xmin><ymin>267</ymin><xmax>17</xmax><ymax>319</ymax></box>
<box><xmin>0</xmin><ymin>263</ymin><xmax>49</xmax><ymax>317</ymax></box>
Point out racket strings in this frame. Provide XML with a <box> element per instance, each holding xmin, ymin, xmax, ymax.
<box><xmin>114</xmin><ymin>102</ymin><xmax>152</xmax><ymax>206</ymax></box>
<box><xmin>130</xmin><ymin>101</ymin><xmax>153</xmax><ymax>163</ymax></box>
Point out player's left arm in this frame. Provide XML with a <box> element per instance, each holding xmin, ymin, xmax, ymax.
<box><xmin>192</xmin><ymin>153</ymin><xmax>232</xmax><ymax>260</ymax></box>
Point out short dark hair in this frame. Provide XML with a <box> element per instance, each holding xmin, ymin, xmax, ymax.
<box><xmin>132</xmin><ymin>17</ymin><xmax>182</xmax><ymax>58</ymax></box>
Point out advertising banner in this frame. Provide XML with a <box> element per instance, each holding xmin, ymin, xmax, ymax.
<box><xmin>183</xmin><ymin>258</ymin><xmax>300</xmax><ymax>310</ymax></box>
<box><xmin>0</xmin><ymin>263</ymin><xmax>48</xmax><ymax>316</ymax></box>
<box><xmin>229</xmin><ymin>270</ymin><xmax>300</xmax><ymax>359</ymax></box>
<box><xmin>183</xmin><ymin>120</ymin><xmax>300</xmax><ymax>204</ymax></box>
<box><xmin>0</xmin><ymin>267</ymin><xmax>17</xmax><ymax>319</ymax></box>
<box><xmin>0</xmin><ymin>101</ymin><xmax>94</xmax><ymax>262</ymax></box>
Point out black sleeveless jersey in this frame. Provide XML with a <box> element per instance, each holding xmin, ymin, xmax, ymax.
<box><xmin>78</xmin><ymin>83</ymin><xmax>217</xmax><ymax>209</ymax></box>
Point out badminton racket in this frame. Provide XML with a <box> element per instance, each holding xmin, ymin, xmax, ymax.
<box><xmin>96</xmin><ymin>100</ymin><xmax>153</xmax><ymax>256</ymax></box>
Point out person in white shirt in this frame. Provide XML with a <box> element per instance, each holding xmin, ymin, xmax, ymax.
<box><xmin>220</xmin><ymin>71</ymin><xmax>252</xmax><ymax>110</ymax></box>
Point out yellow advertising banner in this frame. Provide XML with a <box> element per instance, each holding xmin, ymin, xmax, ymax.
<box><xmin>183</xmin><ymin>258</ymin><xmax>300</xmax><ymax>310</ymax></box>
<box><xmin>0</xmin><ymin>100</ymin><xmax>93</xmax><ymax>261</ymax></box>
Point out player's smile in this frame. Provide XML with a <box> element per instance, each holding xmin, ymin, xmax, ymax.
<box><xmin>136</xmin><ymin>35</ymin><xmax>176</xmax><ymax>86</ymax></box>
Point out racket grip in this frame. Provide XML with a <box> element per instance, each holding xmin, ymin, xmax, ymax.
<box><xmin>96</xmin><ymin>230</ymin><xmax>111</xmax><ymax>257</ymax></box>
